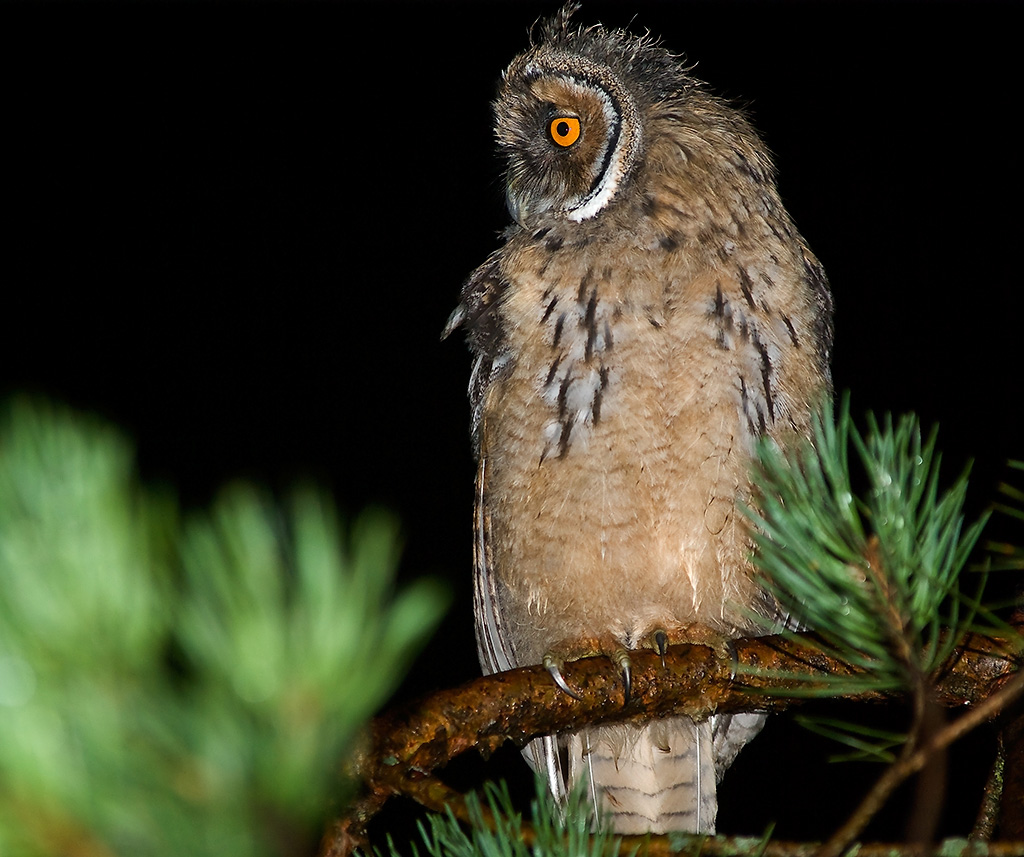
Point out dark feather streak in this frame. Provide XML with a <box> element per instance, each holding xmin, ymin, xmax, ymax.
<box><xmin>737</xmin><ymin>267</ymin><xmax>756</xmax><ymax>308</ymax></box>
<box><xmin>753</xmin><ymin>332</ymin><xmax>775</xmax><ymax>422</ymax></box>
<box><xmin>584</xmin><ymin>288</ymin><xmax>598</xmax><ymax>362</ymax></box>
<box><xmin>553</xmin><ymin>312</ymin><xmax>566</xmax><ymax>347</ymax></box>
<box><xmin>780</xmin><ymin>313</ymin><xmax>799</xmax><ymax>347</ymax></box>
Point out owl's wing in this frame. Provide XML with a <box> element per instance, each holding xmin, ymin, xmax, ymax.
<box><xmin>472</xmin><ymin>453</ymin><xmax>517</xmax><ymax>674</ymax></box>
<box><xmin>476</xmin><ymin>448</ymin><xmax>577</xmax><ymax>800</ymax></box>
<box><xmin>710</xmin><ymin>712</ymin><xmax>767</xmax><ymax>781</ymax></box>
<box><xmin>443</xmin><ymin>252</ymin><xmax>511</xmax><ymax>459</ymax></box>
<box><xmin>444</xmin><ymin>253</ymin><xmax>518</xmax><ymax>675</ymax></box>
<box><xmin>703</xmin><ymin>247</ymin><xmax>833</xmax><ymax>781</ymax></box>
<box><xmin>799</xmin><ymin>244</ymin><xmax>835</xmax><ymax>389</ymax></box>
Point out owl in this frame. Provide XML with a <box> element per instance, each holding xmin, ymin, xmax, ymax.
<box><xmin>444</xmin><ymin>8</ymin><xmax>833</xmax><ymax>835</ymax></box>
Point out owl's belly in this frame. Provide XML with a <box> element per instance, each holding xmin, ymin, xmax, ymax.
<box><xmin>483</xmin><ymin>313</ymin><xmax>764</xmax><ymax>665</ymax></box>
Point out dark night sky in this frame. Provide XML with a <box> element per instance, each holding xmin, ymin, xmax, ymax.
<box><xmin>4</xmin><ymin>0</ymin><xmax>1022</xmax><ymax>841</ymax></box>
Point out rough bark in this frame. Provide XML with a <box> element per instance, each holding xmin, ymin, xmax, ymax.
<box><xmin>320</xmin><ymin>630</ymin><xmax>1022</xmax><ymax>856</ymax></box>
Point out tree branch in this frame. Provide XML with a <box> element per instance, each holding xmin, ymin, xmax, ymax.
<box><xmin>320</xmin><ymin>630</ymin><xmax>1021</xmax><ymax>856</ymax></box>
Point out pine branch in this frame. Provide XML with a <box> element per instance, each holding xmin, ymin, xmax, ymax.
<box><xmin>324</xmin><ymin>629</ymin><xmax>1022</xmax><ymax>855</ymax></box>
<box><xmin>742</xmin><ymin>397</ymin><xmax>1011</xmax><ymax>852</ymax></box>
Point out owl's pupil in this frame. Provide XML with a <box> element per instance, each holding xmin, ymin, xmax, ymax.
<box><xmin>556</xmin><ymin>121</ymin><xmax>570</xmax><ymax>137</ymax></box>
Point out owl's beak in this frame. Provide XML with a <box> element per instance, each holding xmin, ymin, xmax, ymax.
<box><xmin>505</xmin><ymin>187</ymin><xmax>527</xmax><ymax>228</ymax></box>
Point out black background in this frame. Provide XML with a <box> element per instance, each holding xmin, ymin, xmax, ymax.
<box><xmin>4</xmin><ymin>0</ymin><xmax>1022</xmax><ymax>844</ymax></box>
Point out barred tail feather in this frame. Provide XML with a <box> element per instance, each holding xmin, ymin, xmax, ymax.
<box><xmin>524</xmin><ymin>716</ymin><xmax>734</xmax><ymax>834</ymax></box>
<box><xmin>583</xmin><ymin>717</ymin><xmax>716</xmax><ymax>834</ymax></box>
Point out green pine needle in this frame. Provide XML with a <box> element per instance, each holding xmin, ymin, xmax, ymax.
<box><xmin>792</xmin><ymin>715</ymin><xmax>906</xmax><ymax>764</ymax></box>
<box><xmin>984</xmin><ymin>462</ymin><xmax>1024</xmax><ymax>569</ymax></box>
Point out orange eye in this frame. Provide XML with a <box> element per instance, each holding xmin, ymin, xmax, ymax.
<box><xmin>549</xmin><ymin>116</ymin><xmax>581</xmax><ymax>147</ymax></box>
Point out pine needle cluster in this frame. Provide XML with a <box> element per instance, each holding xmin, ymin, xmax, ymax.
<box><xmin>0</xmin><ymin>398</ymin><xmax>447</xmax><ymax>856</ymax></box>
<box><xmin>746</xmin><ymin>396</ymin><xmax>989</xmax><ymax>697</ymax></box>
<box><xmin>408</xmin><ymin>777</ymin><xmax>624</xmax><ymax>857</ymax></box>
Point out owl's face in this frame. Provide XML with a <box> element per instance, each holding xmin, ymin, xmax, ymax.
<box><xmin>496</xmin><ymin>47</ymin><xmax>645</xmax><ymax>228</ymax></box>
<box><xmin>493</xmin><ymin>13</ymin><xmax>776</xmax><ymax>239</ymax></box>
<box><xmin>493</xmin><ymin>15</ymin><xmax>699</xmax><ymax>229</ymax></box>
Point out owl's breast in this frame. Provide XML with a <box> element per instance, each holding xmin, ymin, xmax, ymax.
<box><xmin>492</xmin><ymin>235</ymin><xmax>741</xmax><ymax>462</ymax></box>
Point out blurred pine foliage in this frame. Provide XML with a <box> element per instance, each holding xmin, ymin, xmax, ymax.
<box><xmin>0</xmin><ymin>398</ymin><xmax>448</xmax><ymax>856</ymax></box>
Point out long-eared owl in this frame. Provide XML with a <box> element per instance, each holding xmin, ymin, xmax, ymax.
<box><xmin>444</xmin><ymin>7</ymin><xmax>833</xmax><ymax>834</ymax></box>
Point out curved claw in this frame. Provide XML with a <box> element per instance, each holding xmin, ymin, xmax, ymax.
<box><xmin>653</xmin><ymin>630</ymin><xmax>669</xmax><ymax>669</ymax></box>
<box><xmin>613</xmin><ymin>650</ymin><xmax>632</xmax><ymax>705</ymax></box>
<box><xmin>543</xmin><ymin>654</ymin><xmax>583</xmax><ymax>700</ymax></box>
<box><xmin>723</xmin><ymin>637</ymin><xmax>739</xmax><ymax>682</ymax></box>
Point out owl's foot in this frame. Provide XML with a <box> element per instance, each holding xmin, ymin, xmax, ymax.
<box><xmin>541</xmin><ymin>624</ymin><xmax>739</xmax><ymax>703</ymax></box>
<box><xmin>645</xmin><ymin>622</ymin><xmax>737</xmax><ymax>668</ymax></box>
<box><xmin>542</xmin><ymin>636</ymin><xmax>633</xmax><ymax>702</ymax></box>
<box><xmin>609</xmin><ymin>646</ymin><xmax>632</xmax><ymax>703</ymax></box>
<box><xmin>651</xmin><ymin>629</ymin><xmax>670</xmax><ymax>667</ymax></box>
<box><xmin>542</xmin><ymin>651</ymin><xmax>583</xmax><ymax>700</ymax></box>
<box><xmin>680</xmin><ymin>622</ymin><xmax>738</xmax><ymax>662</ymax></box>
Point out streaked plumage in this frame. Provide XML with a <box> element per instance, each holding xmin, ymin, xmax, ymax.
<box><xmin>445</xmin><ymin>8</ymin><xmax>833</xmax><ymax>834</ymax></box>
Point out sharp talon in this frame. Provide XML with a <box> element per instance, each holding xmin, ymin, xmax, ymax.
<box><xmin>654</xmin><ymin>630</ymin><xmax>669</xmax><ymax>668</ymax></box>
<box><xmin>615</xmin><ymin>651</ymin><xmax>632</xmax><ymax>705</ymax></box>
<box><xmin>724</xmin><ymin>638</ymin><xmax>739</xmax><ymax>681</ymax></box>
<box><xmin>543</xmin><ymin>655</ymin><xmax>582</xmax><ymax>700</ymax></box>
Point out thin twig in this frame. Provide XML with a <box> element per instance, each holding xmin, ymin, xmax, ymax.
<box><xmin>818</xmin><ymin>669</ymin><xmax>1024</xmax><ymax>857</ymax></box>
<box><xmin>971</xmin><ymin>742</ymin><xmax>1005</xmax><ymax>841</ymax></box>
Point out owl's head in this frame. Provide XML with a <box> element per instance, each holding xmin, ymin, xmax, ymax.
<box><xmin>495</xmin><ymin>8</ymin><xmax>701</xmax><ymax>228</ymax></box>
